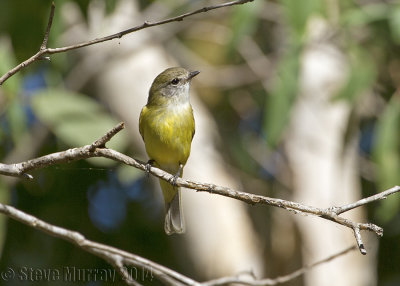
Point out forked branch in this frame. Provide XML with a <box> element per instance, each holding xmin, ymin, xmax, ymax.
<box><xmin>0</xmin><ymin>202</ymin><xmax>357</xmax><ymax>285</ymax></box>
<box><xmin>0</xmin><ymin>122</ymin><xmax>398</xmax><ymax>255</ymax></box>
<box><xmin>0</xmin><ymin>0</ymin><xmax>254</xmax><ymax>85</ymax></box>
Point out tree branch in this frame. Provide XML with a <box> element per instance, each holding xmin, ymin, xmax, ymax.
<box><xmin>0</xmin><ymin>122</ymin><xmax>124</xmax><ymax>178</ymax></box>
<box><xmin>0</xmin><ymin>203</ymin><xmax>196</xmax><ymax>286</ymax></box>
<box><xmin>0</xmin><ymin>122</ymin><xmax>398</xmax><ymax>255</ymax></box>
<box><xmin>40</xmin><ymin>1</ymin><xmax>55</xmax><ymax>52</ymax></box>
<box><xmin>0</xmin><ymin>0</ymin><xmax>254</xmax><ymax>86</ymax></box>
<box><xmin>202</xmin><ymin>246</ymin><xmax>356</xmax><ymax>286</ymax></box>
<box><xmin>0</xmin><ymin>200</ymin><xmax>357</xmax><ymax>286</ymax></box>
<box><xmin>332</xmin><ymin>185</ymin><xmax>400</xmax><ymax>215</ymax></box>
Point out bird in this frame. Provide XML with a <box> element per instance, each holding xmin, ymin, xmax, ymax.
<box><xmin>139</xmin><ymin>67</ymin><xmax>199</xmax><ymax>234</ymax></box>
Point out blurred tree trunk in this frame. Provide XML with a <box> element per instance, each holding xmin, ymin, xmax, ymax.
<box><xmin>285</xmin><ymin>17</ymin><xmax>377</xmax><ymax>286</ymax></box>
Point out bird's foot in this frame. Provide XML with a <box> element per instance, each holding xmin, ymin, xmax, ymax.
<box><xmin>169</xmin><ymin>164</ymin><xmax>183</xmax><ymax>187</ymax></box>
<box><xmin>145</xmin><ymin>159</ymin><xmax>155</xmax><ymax>178</ymax></box>
<box><xmin>169</xmin><ymin>175</ymin><xmax>179</xmax><ymax>187</ymax></box>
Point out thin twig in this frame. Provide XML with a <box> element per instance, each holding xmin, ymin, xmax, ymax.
<box><xmin>40</xmin><ymin>1</ymin><xmax>55</xmax><ymax>51</ymax></box>
<box><xmin>0</xmin><ymin>122</ymin><xmax>125</xmax><ymax>178</ymax></box>
<box><xmin>0</xmin><ymin>0</ymin><xmax>254</xmax><ymax>86</ymax></box>
<box><xmin>45</xmin><ymin>0</ymin><xmax>254</xmax><ymax>54</ymax></box>
<box><xmin>333</xmin><ymin>185</ymin><xmax>400</xmax><ymax>214</ymax></box>
<box><xmin>202</xmin><ymin>246</ymin><xmax>356</xmax><ymax>286</ymax></box>
<box><xmin>0</xmin><ymin>122</ymin><xmax>398</xmax><ymax>254</ymax></box>
<box><xmin>89</xmin><ymin>121</ymin><xmax>125</xmax><ymax>150</ymax></box>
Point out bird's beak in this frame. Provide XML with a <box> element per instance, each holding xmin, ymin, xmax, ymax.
<box><xmin>187</xmin><ymin>70</ymin><xmax>200</xmax><ymax>80</ymax></box>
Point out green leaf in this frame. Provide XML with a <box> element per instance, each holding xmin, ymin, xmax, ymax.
<box><xmin>31</xmin><ymin>88</ymin><xmax>128</xmax><ymax>166</ymax></box>
<box><xmin>229</xmin><ymin>1</ymin><xmax>260</xmax><ymax>50</ymax></box>
<box><xmin>342</xmin><ymin>3</ymin><xmax>389</xmax><ymax>27</ymax></box>
<box><xmin>264</xmin><ymin>49</ymin><xmax>300</xmax><ymax>147</ymax></box>
<box><xmin>389</xmin><ymin>6</ymin><xmax>400</xmax><ymax>44</ymax></box>
<box><xmin>282</xmin><ymin>0</ymin><xmax>322</xmax><ymax>40</ymax></box>
<box><xmin>373</xmin><ymin>96</ymin><xmax>400</xmax><ymax>222</ymax></box>
<box><xmin>0</xmin><ymin>38</ymin><xmax>21</xmax><ymax>96</ymax></box>
<box><xmin>335</xmin><ymin>48</ymin><xmax>375</xmax><ymax>102</ymax></box>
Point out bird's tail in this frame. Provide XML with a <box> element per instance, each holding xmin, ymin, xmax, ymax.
<box><xmin>160</xmin><ymin>180</ymin><xmax>185</xmax><ymax>235</ymax></box>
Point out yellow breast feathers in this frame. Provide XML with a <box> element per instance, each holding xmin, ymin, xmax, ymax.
<box><xmin>139</xmin><ymin>104</ymin><xmax>195</xmax><ymax>168</ymax></box>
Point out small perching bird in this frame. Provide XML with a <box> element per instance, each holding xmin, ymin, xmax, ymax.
<box><xmin>139</xmin><ymin>67</ymin><xmax>199</xmax><ymax>234</ymax></box>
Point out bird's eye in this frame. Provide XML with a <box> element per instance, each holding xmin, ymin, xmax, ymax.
<box><xmin>171</xmin><ymin>78</ymin><xmax>180</xmax><ymax>85</ymax></box>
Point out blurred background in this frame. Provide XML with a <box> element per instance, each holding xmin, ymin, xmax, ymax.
<box><xmin>0</xmin><ymin>0</ymin><xmax>399</xmax><ymax>285</ymax></box>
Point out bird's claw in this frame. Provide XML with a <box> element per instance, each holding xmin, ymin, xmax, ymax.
<box><xmin>145</xmin><ymin>160</ymin><xmax>155</xmax><ymax>178</ymax></box>
<box><xmin>169</xmin><ymin>175</ymin><xmax>179</xmax><ymax>187</ymax></box>
<box><xmin>169</xmin><ymin>164</ymin><xmax>183</xmax><ymax>187</ymax></box>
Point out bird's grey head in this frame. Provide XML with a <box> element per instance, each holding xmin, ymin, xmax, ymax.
<box><xmin>148</xmin><ymin>67</ymin><xmax>200</xmax><ymax>104</ymax></box>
